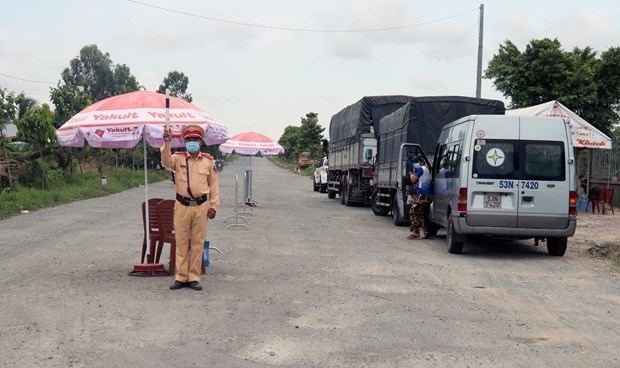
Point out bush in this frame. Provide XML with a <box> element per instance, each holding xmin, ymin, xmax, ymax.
<box><xmin>0</xmin><ymin>166</ymin><xmax>168</xmax><ymax>219</ymax></box>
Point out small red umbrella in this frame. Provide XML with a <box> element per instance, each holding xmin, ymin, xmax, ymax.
<box><xmin>219</xmin><ymin>131</ymin><xmax>284</xmax><ymax>156</ymax></box>
<box><xmin>219</xmin><ymin>132</ymin><xmax>284</xmax><ymax>207</ymax></box>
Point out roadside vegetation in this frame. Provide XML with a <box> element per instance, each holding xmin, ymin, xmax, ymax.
<box><xmin>0</xmin><ymin>166</ymin><xmax>168</xmax><ymax>220</ymax></box>
<box><xmin>268</xmin><ymin>156</ymin><xmax>315</xmax><ymax>176</ymax></box>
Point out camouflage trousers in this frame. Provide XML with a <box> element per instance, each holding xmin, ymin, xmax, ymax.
<box><xmin>409</xmin><ymin>194</ymin><xmax>433</xmax><ymax>233</ymax></box>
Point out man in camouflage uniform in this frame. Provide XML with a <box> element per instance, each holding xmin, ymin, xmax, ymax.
<box><xmin>408</xmin><ymin>156</ymin><xmax>433</xmax><ymax>239</ymax></box>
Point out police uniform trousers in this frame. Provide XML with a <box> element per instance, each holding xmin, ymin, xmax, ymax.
<box><xmin>173</xmin><ymin>201</ymin><xmax>209</xmax><ymax>282</ymax></box>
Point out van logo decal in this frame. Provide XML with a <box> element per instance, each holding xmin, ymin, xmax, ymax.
<box><xmin>476</xmin><ymin>181</ymin><xmax>495</xmax><ymax>185</ymax></box>
<box><xmin>476</xmin><ymin>130</ymin><xmax>485</xmax><ymax>138</ymax></box>
<box><xmin>486</xmin><ymin>148</ymin><xmax>505</xmax><ymax>167</ymax></box>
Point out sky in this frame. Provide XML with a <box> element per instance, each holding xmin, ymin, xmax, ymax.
<box><xmin>2</xmin><ymin>0</ymin><xmax>619</xmax><ymax>141</ymax></box>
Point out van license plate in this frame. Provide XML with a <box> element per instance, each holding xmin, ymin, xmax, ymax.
<box><xmin>484</xmin><ymin>194</ymin><xmax>502</xmax><ymax>208</ymax></box>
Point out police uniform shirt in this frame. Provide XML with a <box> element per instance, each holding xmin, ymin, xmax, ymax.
<box><xmin>160</xmin><ymin>141</ymin><xmax>220</xmax><ymax>211</ymax></box>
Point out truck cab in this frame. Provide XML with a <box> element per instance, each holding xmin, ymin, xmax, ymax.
<box><xmin>313</xmin><ymin>156</ymin><xmax>329</xmax><ymax>193</ymax></box>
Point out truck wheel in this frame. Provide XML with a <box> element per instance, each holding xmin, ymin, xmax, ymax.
<box><xmin>371</xmin><ymin>189</ymin><xmax>390</xmax><ymax>216</ymax></box>
<box><xmin>447</xmin><ymin>213</ymin><xmax>464</xmax><ymax>254</ymax></box>
<box><xmin>343</xmin><ymin>178</ymin><xmax>352</xmax><ymax>207</ymax></box>
<box><xmin>546</xmin><ymin>237</ymin><xmax>567</xmax><ymax>256</ymax></box>
<box><xmin>327</xmin><ymin>189</ymin><xmax>336</xmax><ymax>199</ymax></box>
<box><xmin>313</xmin><ymin>177</ymin><xmax>319</xmax><ymax>192</ymax></box>
<box><xmin>319</xmin><ymin>182</ymin><xmax>327</xmax><ymax>193</ymax></box>
<box><xmin>340</xmin><ymin>176</ymin><xmax>346</xmax><ymax>205</ymax></box>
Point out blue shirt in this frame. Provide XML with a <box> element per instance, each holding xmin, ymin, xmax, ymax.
<box><xmin>414</xmin><ymin>166</ymin><xmax>432</xmax><ymax>195</ymax></box>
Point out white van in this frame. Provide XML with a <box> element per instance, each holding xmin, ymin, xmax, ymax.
<box><xmin>429</xmin><ymin>115</ymin><xmax>577</xmax><ymax>256</ymax></box>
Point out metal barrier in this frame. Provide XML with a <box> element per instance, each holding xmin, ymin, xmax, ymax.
<box><xmin>223</xmin><ymin>174</ymin><xmax>248</xmax><ymax>230</ymax></box>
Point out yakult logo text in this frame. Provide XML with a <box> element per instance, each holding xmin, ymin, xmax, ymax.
<box><xmin>147</xmin><ymin>112</ymin><xmax>196</xmax><ymax>119</ymax></box>
<box><xmin>106</xmin><ymin>127</ymin><xmax>132</xmax><ymax>133</ymax></box>
<box><xmin>93</xmin><ymin>112</ymin><xmax>139</xmax><ymax>120</ymax></box>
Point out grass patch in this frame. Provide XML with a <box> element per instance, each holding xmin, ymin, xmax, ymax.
<box><xmin>0</xmin><ymin>167</ymin><xmax>169</xmax><ymax>220</ymax></box>
<box><xmin>268</xmin><ymin>156</ymin><xmax>315</xmax><ymax>176</ymax></box>
<box><xmin>587</xmin><ymin>242</ymin><xmax>620</xmax><ymax>271</ymax></box>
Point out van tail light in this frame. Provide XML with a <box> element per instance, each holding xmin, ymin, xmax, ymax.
<box><xmin>457</xmin><ymin>187</ymin><xmax>468</xmax><ymax>212</ymax></box>
<box><xmin>569</xmin><ymin>191</ymin><xmax>577</xmax><ymax>215</ymax></box>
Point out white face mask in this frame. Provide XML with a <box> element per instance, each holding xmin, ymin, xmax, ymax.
<box><xmin>185</xmin><ymin>141</ymin><xmax>200</xmax><ymax>153</ymax></box>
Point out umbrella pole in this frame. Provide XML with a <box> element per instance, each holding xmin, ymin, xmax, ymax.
<box><xmin>143</xmin><ymin>136</ymin><xmax>151</xmax><ymax>260</ymax></box>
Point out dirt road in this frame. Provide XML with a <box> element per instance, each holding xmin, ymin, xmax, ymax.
<box><xmin>0</xmin><ymin>157</ymin><xmax>618</xmax><ymax>367</ymax></box>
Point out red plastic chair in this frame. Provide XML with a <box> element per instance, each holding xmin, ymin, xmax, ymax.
<box><xmin>141</xmin><ymin>198</ymin><xmax>163</xmax><ymax>263</ymax></box>
<box><xmin>592</xmin><ymin>188</ymin><xmax>607</xmax><ymax>214</ymax></box>
<box><xmin>156</xmin><ymin>199</ymin><xmax>206</xmax><ymax>276</ymax></box>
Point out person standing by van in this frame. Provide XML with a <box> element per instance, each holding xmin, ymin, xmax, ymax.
<box><xmin>408</xmin><ymin>155</ymin><xmax>433</xmax><ymax>239</ymax></box>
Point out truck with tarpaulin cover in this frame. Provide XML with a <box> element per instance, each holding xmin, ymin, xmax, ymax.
<box><xmin>370</xmin><ymin>96</ymin><xmax>506</xmax><ymax>225</ymax></box>
<box><xmin>326</xmin><ymin>96</ymin><xmax>413</xmax><ymax>205</ymax></box>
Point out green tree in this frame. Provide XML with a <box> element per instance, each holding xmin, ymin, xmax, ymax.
<box><xmin>50</xmin><ymin>83</ymin><xmax>92</xmax><ymax>128</ymax></box>
<box><xmin>61</xmin><ymin>44</ymin><xmax>139</xmax><ymax>102</ymax></box>
<box><xmin>485</xmin><ymin>38</ymin><xmax>620</xmax><ymax>133</ymax></box>
<box><xmin>157</xmin><ymin>71</ymin><xmax>193</xmax><ymax>102</ymax></box>
<box><xmin>0</xmin><ymin>87</ymin><xmax>18</xmax><ymax>133</ymax></box>
<box><xmin>278</xmin><ymin>113</ymin><xmax>325</xmax><ymax>161</ymax></box>
<box><xmin>0</xmin><ymin>87</ymin><xmax>19</xmax><ymax>187</ymax></box>
<box><xmin>297</xmin><ymin>112</ymin><xmax>325</xmax><ymax>160</ymax></box>
<box><xmin>16</xmin><ymin>95</ymin><xmax>38</xmax><ymax>120</ymax></box>
<box><xmin>15</xmin><ymin>104</ymin><xmax>56</xmax><ymax>158</ymax></box>
<box><xmin>278</xmin><ymin>125</ymin><xmax>301</xmax><ymax>161</ymax></box>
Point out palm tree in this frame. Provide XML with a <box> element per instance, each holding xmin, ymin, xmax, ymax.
<box><xmin>16</xmin><ymin>95</ymin><xmax>38</xmax><ymax>119</ymax></box>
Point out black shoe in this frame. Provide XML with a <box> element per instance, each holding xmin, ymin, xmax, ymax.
<box><xmin>169</xmin><ymin>280</ymin><xmax>186</xmax><ymax>290</ymax></box>
<box><xmin>188</xmin><ymin>281</ymin><xmax>202</xmax><ymax>290</ymax></box>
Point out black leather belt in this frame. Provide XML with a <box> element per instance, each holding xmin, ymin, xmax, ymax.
<box><xmin>176</xmin><ymin>193</ymin><xmax>208</xmax><ymax>206</ymax></box>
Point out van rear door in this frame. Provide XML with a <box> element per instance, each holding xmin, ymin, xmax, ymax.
<box><xmin>466</xmin><ymin>116</ymin><xmax>521</xmax><ymax>228</ymax></box>
<box><xmin>516</xmin><ymin>117</ymin><xmax>570</xmax><ymax>229</ymax></box>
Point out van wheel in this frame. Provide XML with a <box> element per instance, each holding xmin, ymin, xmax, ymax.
<box><xmin>319</xmin><ymin>182</ymin><xmax>327</xmax><ymax>193</ymax></box>
<box><xmin>447</xmin><ymin>213</ymin><xmax>464</xmax><ymax>254</ymax></box>
<box><xmin>313</xmin><ymin>177</ymin><xmax>319</xmax><ymax>192</ymax></box>
<box><xmin>547</xmin><ymin>237</ymin><xmax>567</xmax><ymax>256</ymax></box>
<box><xmin>371</xmin><ymin>189</ymin><xmax>390</xmax><ymax>216</ymax></box>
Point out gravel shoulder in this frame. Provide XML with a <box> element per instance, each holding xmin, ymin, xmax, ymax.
<box><xmin>0</xmin><ymin>157</ymin><xmax>618</xmax><ymax>368</ymax></box>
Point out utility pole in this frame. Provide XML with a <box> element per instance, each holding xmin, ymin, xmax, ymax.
<box><xmin>476</xmin><ymin>4</ymin><xmax>484</xmax><ymax>98</ymax></box>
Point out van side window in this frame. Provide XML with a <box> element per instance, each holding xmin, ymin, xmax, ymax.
<box><xmin>436</xmin><ymin>142</ymin><xmax>461</xmax><ymax>178</ymax></box>
<box><xmin>447</xmin><ymin>143</ymin><xmax>461</xmax><ymax>178</ymax></box>
<box><xmin>472</xmin><ymin>140</ymin><xmax>518</xmax><ymax>179</ymax></box>
<box><xmin>435</xmin><ymin>144</ymin><xmax>448</xmax><ymax>177</ymax></box>
<box><xmin>523</xmin><ymin>142</ymin><xmax>565</xmax><ymax>181</ymax></box>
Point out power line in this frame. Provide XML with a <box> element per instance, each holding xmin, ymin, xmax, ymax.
<box><xmin>128</xmin><ymin>0</ymin><xmax>477</xmax><ymax>33</ymax></box>
<box><xmin>0</xmin><ymin>72</ymin><xmax>56</xmax><ymax>84</ymax></box>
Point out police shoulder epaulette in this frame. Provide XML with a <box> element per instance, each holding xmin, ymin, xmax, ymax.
<box><xmin>203</xmin><ymin>153</ymin><xmax>214</xmax><ymax>160</ymax></box>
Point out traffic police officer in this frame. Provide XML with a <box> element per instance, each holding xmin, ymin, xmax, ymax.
<box><xmin>161</xmin><ymin>125</ymin><xmax>219</xmax><ymax>290</ymax></box>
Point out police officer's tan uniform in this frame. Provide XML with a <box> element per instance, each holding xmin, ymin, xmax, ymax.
<box><xmin>160</xmin><ymin>125</ymin><xmax>219</xmax><ymax>290</ymax></box>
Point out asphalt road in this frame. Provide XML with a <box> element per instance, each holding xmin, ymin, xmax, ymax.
<box><xmin>0</xmin><ymin>157</ymin><xmax>618</xmax><ymax>368</ymax></box>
